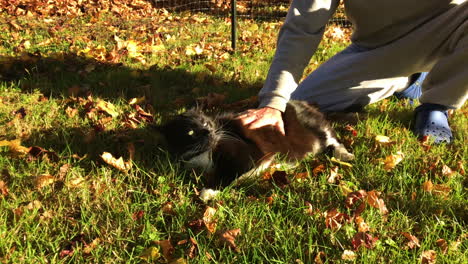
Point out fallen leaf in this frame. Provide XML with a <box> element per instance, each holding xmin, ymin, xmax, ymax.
<box><xmin>0</xmin><ymin>181</ymin><xmax>9</xmax><ymax>197</ymax></box>
<box><xmin>83</xmin><ymin>238</ymin><xmax>100</xmax><ymax>254</ymax></box>
<box><xmin>327</xmin><ymin>166</ymin><xmax>342</xmax><ymax>183</ymax></box>
<box><xmin>383</xmin><ymin>151</ymin><xmax>404</xmax><ymax>171</ymax></box>
<box><xmin>155</xmin><ymin>240</ymin><xmax>174</xmax><ymax>260</ymax></box>
<box><xmin>421</xmin><ymin>250</ymin><xmax>436</xmax><ymax>264</ymax></box>
<box><xmin>65</xmin><ymin>106</ymin><xmax>78</xmax><ymax>118</ymax></box>
<box><xmin>128</xmin><ymin>96</ymin><xmax>146</xmax><ymax>105</ymax></box>
<box><xmin>352</xmin><ymin>232</ymin><xmax>378</xmax><ymax>250</ymax></box>
<box><xmin>0</xmin><ymin>139</ymin><xmax>31</xmax><ymax>157</ymax></box>
<box><xmin>366</xmin><ymin>190</ymin><xmax>388</xmax><ymax>215</ymax></box>
<box><xmin>186</xmin><ymin>237</ymin><xmax>198</xmax><ymax>258</ymax></box>
<box><xmin>422</xmin><ymin>180</ymin><xmax>433</xmax><ymax>192</ymax></box>
<box><xmin>341</xmin><ymin>250</ymin><xmax>357</xmax><ymax>260</ymax></box>
<box><xmin>325</xmin><ymin>208</ymin><xmax>349</xmax><ymax>230</ymax></box>
<box><xmin>311</xmin><ymin>251</ymin><xmax>325</xmax><ymax>264</ymax></box>
<box><xmin>355</xmin><ymin>216</ymin><xmax>370</xmax><ymax>232</ymax></box>
<box><xmin>330</xmin><ymin>157</ymin><xmax>353</xmax><ymax>167</ymax></box>
<box><xmin>436</xmin><ymin>238</ymin><xmax>448</xmax><ymax>254</ymax></box>
<box><xmin>101</xmin><ymin>152</ymin><xmax>132</xmax><ymax>172</ymax></box>
<box><xmin>132</xmin><ymin>210</ymin><xmax>144</xmax><ymax>221</ymax></box>
<box><xmin>432</xmin><ymin>184</ymin><xmax>451</xmax><ymax>198</ymax></box>
<box><xmin>441</xmin><ymin>165</ymin><xmax>456</xmax><ymax>178</ymax></box>
<box><xmin>375</xmin><ymin>135</ymin><xmax>393</xmax><ymax>145</ymax></box>
<box><xmin>96</xmin><ymin>100</ymin><xmax>119</xmax><ymax>117</ymax></box>
<box><xmin>35</xmin><ymin>174</ymin><xmax>56</xmax><ymax>189</ymax></box>
<box><xmin>161</xmin><ymin>202</ymin><xmax>176</xmax><ymax>215</ymax></box>
<box><xmin>401</xmin><ymin>232</ymin><xmax>420</xmax><ymax>249</ymax></box>
<box><xmin>220</xmin><ymin>228</ymin><xmax>241</xmax><ymax>252</ymax></box>
<box><xmin>312</xmin><ymin>164</ymin><xmax>326</xmax><ymax>176</ymax></box>
<box><xmin>139</xmin><ymin>247</ymin><xmax>160</xmax><ymax>261</ymax></box>
<box><xmin>271</xmin><ymin>170</ymin><xmax>290</xmax><ymax>188</ymax></box>
<box><xmin>66</xmin><ymin>176</ymin><xmax>86</xmax><ymax>188</ymax></box>
<box><xmin>203</xmin><ymin>206</ymin><xmax>217</xmax><ymax>234</ymax></box>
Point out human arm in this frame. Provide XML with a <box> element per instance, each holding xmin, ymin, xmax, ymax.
<box><xmin>259</xmin><ymin>0</ymin><xmax>340</xmax><ymax>112</ymax></box>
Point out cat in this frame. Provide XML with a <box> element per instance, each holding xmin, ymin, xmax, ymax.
<box><xmin>158</xmin><ymin>100</ymin><xmax>354</xmax><ymax>190</ymax></box>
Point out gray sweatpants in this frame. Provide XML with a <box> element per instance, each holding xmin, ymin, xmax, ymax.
<box><xmin>290</xmin><ymin>2</ymin><xmax>468</xmax><ymax>112</ymax></box>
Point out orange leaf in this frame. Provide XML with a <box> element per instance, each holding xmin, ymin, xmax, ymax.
<box><xmin>401</xmin><ymin>232</ymin><xmax>420</xmax><ymax>249</ymax></box>
<box><xmin>203</xmin><ymin>206</ymin><xmax>217</xmax><ymax>234</ymax></box>
<box><xmin>422</xmin><ymin>180</ymin><xmax>433</xmax><ymax>192</ymax></box>
<box><xmin>325</xmin><ymin>208</ymin><xmax>349</xmax><ymax>230</ymax></box>
<box><xmin>366</xmin><ymin>190</ymin><xmax>389</xmax><ymax>215</ymax></box>
<box><xmin>35</xmin><ymin>174</ymin><xmax>56</xmax><ymax>189</ymax></box>
<box><xmin>220</xmin><ymin>228</ymin><xmax>241</xmax><ymax>252</ymax></box>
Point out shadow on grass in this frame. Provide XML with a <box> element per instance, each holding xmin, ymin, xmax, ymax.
<box><xmin>0</xmin><ymin>52</ymin><xmax>261</xmax><ymax>112</ymax></box>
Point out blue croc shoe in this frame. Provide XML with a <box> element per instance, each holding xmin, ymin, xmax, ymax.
<box><xmin>413</xmin><ymin>103</ymin><xmax>453</xmax><ymax>144</ymax></box>
<box><xmin>394</xmin><ymin>72</ymin><xmax>428</xmax><ymax>102</ymax></box>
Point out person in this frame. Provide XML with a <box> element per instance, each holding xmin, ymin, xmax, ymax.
<box><xmin>237</xmin><ymin>0</ymin><xmax>467</xmax><ymax>145</ymax></box>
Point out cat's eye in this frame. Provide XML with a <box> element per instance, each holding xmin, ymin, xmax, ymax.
<box><xmin>187</xmin><ymin>130</ymin><xmax>194</xmax><ymax>136</ymax></box>
<box><xmin>203</xmin><ymin>122</ymin><xmax>208</xmax><ymax>127</ymax></box>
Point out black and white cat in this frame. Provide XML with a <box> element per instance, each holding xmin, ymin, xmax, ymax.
<box><xmin>158</xmin><ymin>100</ymin><xmax>354</xmax><ymax>193</ymax></box>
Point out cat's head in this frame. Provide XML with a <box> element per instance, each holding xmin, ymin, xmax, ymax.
<box><xmin>159</xmin><ymin>109</ymin><xmax>219</xmax><ymax>160</ymax></box>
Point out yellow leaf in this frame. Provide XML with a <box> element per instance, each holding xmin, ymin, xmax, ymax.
<box><xmin>101</xmin><ymin>152</ymin><xmax>132</xmax><ymax>172</ymax></box>
<box><xmin>36</xmin><ymin>174</ymin><xmax>56</xmax><ymax>189</ymax></box>
<box><xmin>185</xmin><ymin>44</ymin><xmax>203</xmax><ymax>56</ymax></box>
<box><xmin>83</xmin><ymin>238</ymin><xmax>100</xmax><ymax>254</ymax></box>
<box><xmin>0</xmin><ymin>139</ymin><xmax>30</xmax><ymax>156</ymax></box>
<box><xmin>151</xmin><ymin>44</ymin><xmax>165</xmax><ymax>53</ymax></box>
<box><xmin>128</xmin><ymin>96</ymin><xmax>146</xmax><ymax>105</ymax></box>
<box><xmin>96</xmin><ymin>100</ymin><xmax>119</xmax><ymax>117</ymax></box>
<box><xmin>139</xmin><ymin>246</ymin><xmax>160</xmax><ymax>261</ymax></box>
<box><xmin>383</xmin><ymin>151</ymin><xmax>404</xmax><ymax>171</ymax></box>
<box><xmin>330</xmin><ymin>157</ymin><xmax>353</xmax><ymax>168</ymax></box>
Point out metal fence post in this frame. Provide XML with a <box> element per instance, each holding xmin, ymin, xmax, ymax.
<box><xmin>231</xmin><ymin>0</ymin><xmax>237</xmax><ymax>51</ymax></box>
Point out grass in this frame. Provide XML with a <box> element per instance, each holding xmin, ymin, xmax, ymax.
<box><xmin>1</xmin><ymin>8</ymin><xmax>467</xmax><ymax>264</ymax></box>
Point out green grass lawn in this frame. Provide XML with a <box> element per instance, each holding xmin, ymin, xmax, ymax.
<box><xmin>0</xmin><ymin>8</ymin><xmax>467</xmax><ymax>264</ymax></box>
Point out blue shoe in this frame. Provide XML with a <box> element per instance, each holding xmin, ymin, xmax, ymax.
<box><xmin>394</xmin><ymin>72</ymin><xmax>428</xmax><ymax>102</ymax></box>
<box><xmin>413</xmin><ymin>103</ymin><xmax>453</xmax><ymax>144</ymax></box>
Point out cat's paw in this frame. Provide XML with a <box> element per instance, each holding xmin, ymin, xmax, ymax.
<box><xmin>199</xmin><ymin>188</ymin><xmax>220</xmax><ymax>202</ymax></box>
<box><xmin>333</xmin><ymin>147</ymin><xmax>355</xmax><ymax>161</ymax></box>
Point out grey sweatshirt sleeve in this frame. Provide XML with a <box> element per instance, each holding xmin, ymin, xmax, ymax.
<box><xmin>258</xmin><ymin>0</ymin><xmax>340</xmax><ymax>112</ymax></box>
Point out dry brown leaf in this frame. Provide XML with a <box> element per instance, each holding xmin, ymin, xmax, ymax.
<box><xmin>432</xmin><ymin>184</ymin><xmax>451</xmax><ymax>198</ymax></box>
<box><xmin>203</xmin><ymin>206</ymin><xmax>217</xmax><ymax>234</ymax></box>
<box><xmin>422</xmin><ymin>180</ymin><xmax>433</xmax><ymax>192</ymax></box>
<box><xmin>436</xmin><ymin>238</ymin><xmax>448</xmax><ymax>254</ymax></box>
<box><xmin>35</xmin><ymin>174</ymin><xmax>56</xmax><ymax>189</ymax></box>
<box><xmin>220</xmin><ymin>228</ymin><xmax>241</xmax><ymax>252</ymax></box>
<box><xmin>312</xmin><ymin>164</ymin><xmax>326</xmax><ymax>176</ymax></box>
<box><xmin>314</xmin><ymin>251</ymin><xmax>326</xmax><ymax>264</ymax></box>
<box><xmin>83</xmin><ymin>238</ymin><xmax>100</xmax><ymax>254</ymax></box>
<box><xmin>101</xmin><ymin>152</ymin><xmax>132</xmax><ymax>172</ymax></box>
<box><xmin>366</xmin><ymin>190</ymin><xmax>389</xmax><ymax>215</ymax></box>
<box><xmin>325</xmin><ymin>208</ymin><xmax>349</xmax><ymax>230</ymax></box>
<box><xmin>383</xmin><ymin>151</ymin><xmax>404</xmax><ymax>171</ymax></box>
<box><xmin>155</xmin><ymin>240</ymin><xmax>174</xmax><ymax>260</ymax></box>
<box><xmin>401</xmin><ymin>232</ymin><xmax>420</xmax><ymax>249</ymax></box>
<box><xmin>352</xmin><ymin>232</ymin><xmax>378</xmax><ymax>250</ymax></box>
<box><xmin>341</xmin><ymin>250</ymin><xmax>357</xmax><ymax>260</ymax></box>
<box><xmin>421</xmin><ymin>250</ymin><xmax>436</xmax><ymax>264</ymax></box>
<box><xmin>186</xmin><ymin>237</ymin><xmax>198</xmax><ymax>259</ymax></box>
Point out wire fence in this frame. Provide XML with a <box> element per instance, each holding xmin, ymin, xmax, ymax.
<box><xmin>149</xmin><ymin>0</ymin><xmax>350</xmax><ymax>26</ymax></box>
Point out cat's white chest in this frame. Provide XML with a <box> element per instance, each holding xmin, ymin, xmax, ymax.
<box><xmin>184</xmin><ymin>151</ymin><xmax>214</xmax><ymax>171</ymax></box>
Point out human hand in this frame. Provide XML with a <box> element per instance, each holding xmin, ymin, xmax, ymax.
<box><xmin>236</xmin><ymin>107</ymin><xmax>285</xmax><ymax>136</ymax></box>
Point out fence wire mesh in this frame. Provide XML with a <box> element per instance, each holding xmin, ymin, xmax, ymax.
<box><xmin>149</xmin><ymin>0</ymin><xmax>351</xmax><ymax>27</ymax></box>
